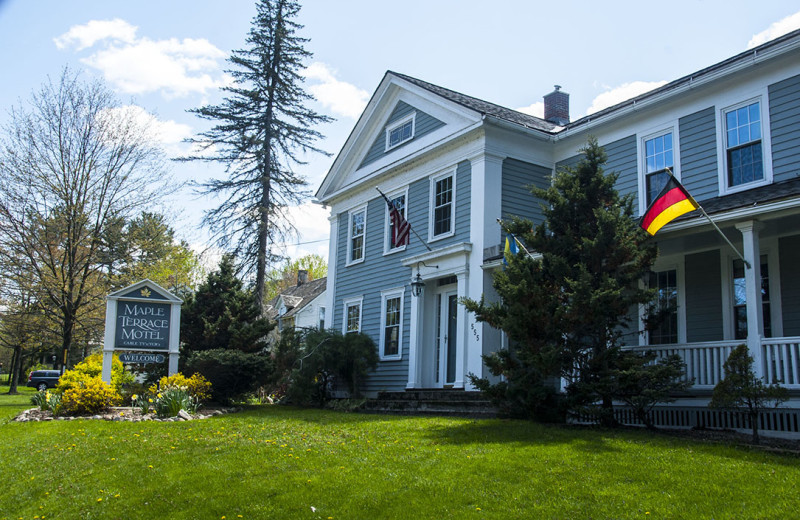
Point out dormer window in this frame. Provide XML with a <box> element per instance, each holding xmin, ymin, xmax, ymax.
<box><xmin>385</xmin><ymin>113</ymin><xmax>415</xmax><ymax>150</ymax></box>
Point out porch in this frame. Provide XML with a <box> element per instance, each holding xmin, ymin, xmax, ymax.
<box><xmin>623</xmin><ymin>337</ymin><xmax>800</xmax><ymax>390</ymax></box>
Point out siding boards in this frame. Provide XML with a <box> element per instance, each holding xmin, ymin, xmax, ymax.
<box><xmin>359</xmin><ymin>101</ymin><xmax>445</xmax><ymax>169</ymax></box>
<box><xmin>779</xmin><ymin>234</ymin><xmax>800</xmax><ymax>336</ymax></box>
<box><xmin>604</xmin><ymin>135</ymin><xmax>638</xmax><ymax>206</ymax></box>
<box><xmin>501</xmin><ymin>158</ymin><xmax>550</xmax><ymax>225</ymax></box>
<box><xmin>680</xmin><ymin>107</ymin><xmax>719</xmax><ymax>201</ymax></box>
<box><xmin>333</xmin><ymin>161</ymin><xmax>471</xmax><ymax>392</ymax></box>
<box><xmin>769</xmin><ymin>74</ymin><xmax>800</xmax><ymax>183</ymax></box>
<box><xmin>685</xmin><ymin>250</ymin><xmax>723</xmax><ymax>342</ymax></box>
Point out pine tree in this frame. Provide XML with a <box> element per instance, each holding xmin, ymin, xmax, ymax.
<box><xmin>465</xmin><ymin>138</ymin><xmax>658</xmax><ymax>424</ymax></box>
<box><xmin>180</xmin><ymin>0</ymin><xmax>332</xmax><ymax>312</ymax></box>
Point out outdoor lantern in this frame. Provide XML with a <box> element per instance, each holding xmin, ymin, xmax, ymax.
<box><xmin>411</xmin><ymin>270</ymin><xmax>425</xmax><ymax>297</ymax></box>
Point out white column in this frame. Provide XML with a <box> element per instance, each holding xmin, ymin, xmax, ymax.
<box><xmin>455</xmin><ymin>269</ymin><xmax>469</xmax><ymax>388</ymax></box>
<box><xmin>101</xmin><ymin>299</ymin><xmax>116</xmax><ymax>384</ymax></box>
<box><xmin>735</xmin><ymin>221</ymin><xmax>764</xmax><ymax>374</ymax></box>
<box><xmin>406</xmin><ymin>283</ymin><xmax>423</xmax><ymax>389</ymax></box>
<box><xmin>465</xmin><ymin>152</ymin><xmax>504</xmax><ymax>389</ymax></box>
<box><xmin>324</xmin><ymin>212</ymin><xmax>338</xmax><ymax>329</ymax></box>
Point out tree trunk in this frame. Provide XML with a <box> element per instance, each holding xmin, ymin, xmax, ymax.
<box><xmin>7</xmin><ymin>345</ymin><xmax>21</xmax><ymax>394</ymax></box>
<box><xmin>750</xmin><ymin>411</ymin><xmax>760</xmax><ymax>445</ymax></box>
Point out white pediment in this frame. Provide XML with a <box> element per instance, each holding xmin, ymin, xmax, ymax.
<box><xmin>316</xmin><ymin>72</ymin><xmax>483</xmax><ymax>204</ymax></box>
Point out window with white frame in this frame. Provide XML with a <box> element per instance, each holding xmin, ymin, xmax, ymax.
<box><xmin>318</xmin><ymin>306</ymin><xmax>326</xmax><ymax>330</ymax></box>
<box><xmin>430</xmin><ymin>172</ymin><xmax>454</xmax><ymax>239</ymax></box>
<box><xmin>385</xmin><ymin>114</ymin><xmax>415</xmax><ymax>150</ymax></box>
<box><xmin>724</xmin><ymin>101</ymin><xmax>764</xmax><ymax>189</ymax></box>
<box><xmin>380</xmin><ymin>289</ymin><xmax>404</xmax><ymax>359</ymax></box>
<box><xmin>347</xmin><ymin>206</ymin><xmax>366</xmax><ymax>265</ymax></box>
<box><xmin>644</xmin><ymin>132</ymin><xmax>674</xmax><ymax>207</ymax></box>
<box><xmin>384</xmin><ymin>190</ymin><xmax>407</xmax><ymax>253</ymax></box>
<box><xmin>343</xmin><ymin>298</ymin><xmax>362</xmax><ymax>334</ymax></box>
<box><xmin>648</xmin><ymin>269</ymin><xmax>678</xmax><ymax>345</ymax></box>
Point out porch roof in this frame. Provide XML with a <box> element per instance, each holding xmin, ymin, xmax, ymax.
<box><xmin>676</xmin><ymin>176</ymin><xmax>800</xmax><ymax>223</ymax></box>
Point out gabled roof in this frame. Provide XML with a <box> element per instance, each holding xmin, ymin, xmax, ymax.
<box><xmin>266</xmin><ymin>277</ymin><xmax>327</xmax><ymax>321</ymax></box>
<box><xmin>389</xmin><ymin>72</ymin><xmax>561</xmax><ymax>133</ymax></box>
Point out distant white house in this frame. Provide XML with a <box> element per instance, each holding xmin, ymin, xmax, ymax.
<box><xmin>266</xmin><ymin>271</ymin><xmax>327</xmax><ymax>334</ymax></box>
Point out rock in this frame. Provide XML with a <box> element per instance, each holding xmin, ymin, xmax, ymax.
<box><xmin>178</xmin><ymin>410</ymin><xmax>193</xmax><ymax>421</ymax></box>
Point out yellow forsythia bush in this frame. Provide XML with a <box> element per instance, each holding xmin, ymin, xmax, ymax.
<box><xmin>60</xmin><ymin>375</ymin><xmax>122</xmax><ymax>415</ymax></box>
<box><xmin>150</xmin><ymin>373</ymin><xmax>212</xmax><ymax>402</ymax></box>
<box><xmin>57</xmin><ymin>353</ymin><xmax>133</xmax><ymax>394</ymax></box>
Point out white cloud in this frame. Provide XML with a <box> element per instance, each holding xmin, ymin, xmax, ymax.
<box><xmin>102</xmin><ymin>105</ymin><xmax>194</xmax><ymax>157</ymax></box>
<box><xmin>285</xmin><ymin>201</ymin><xmax>331</xmax><ymax>261</ymax></box>
<box><xmin>54</xmin><ymin>18</ymin><xmax>137</xmax><ymax>50</ymax></box>
<box><xmin>586</xmin><ymin>81</ymin><xmax>668</xmax><ymax>115</ymax></box>
<box><xmin>516</xmin><ymin>101</ymin><xmax>544</xmax><ymax>118</ymax></box>
<box><xmin>55</xmin><ymin>19</ymin><xmax>227</xmax><ymax>98</ymax></box>
<box><xmin>747</xmin><ymin>10</ymin><xmax>800</xmax><ymax>49</ymax></box>
<box><xmin>304</xmin><ymin>62</ymin><xmax>369</xmax><ymax>120</ymax></box>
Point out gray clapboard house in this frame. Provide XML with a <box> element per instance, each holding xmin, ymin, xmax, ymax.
<box><xmin>315</xmin><ymin>29</ymin><xmax>800</xmax><ymax>432</ymax></box>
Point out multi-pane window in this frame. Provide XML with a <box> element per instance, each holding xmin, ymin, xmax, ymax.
<box><xmin>644</xmin><ymin>133</ymin><xmax>674</xmax><ymax>206</ymax></box>
<box><xmin>648</xmin><ymin>270</ymin><xmax>678</xmax><ymax>345</ymax></box>
<box><xmin>318</xmin><ymin>307</ymin><xmax>326</xmax><ymax>330</ymax></box>
<box><xmin>348</xmin><ymin>208</ymin><xmax>365</xmax><ymax>264</ymax></box>
<box><xmin>383</xmin><ymin>296</ymin><xmax>401</xmax><ymax>357</ymax></box>
<box><xmin>725</xmin><ymin>101</ymin><xmax>763</xmax><ymax>188</ymax></box>
<box><xmin>385</xmin><ymin>193</ymin><xmax>406</xmax><ymax>252</ymax></box>
<box><xmin>432</xmin><ymin>174</ymin><xmax>453</xmax><ymax>238</ymax></box>
<box><xmin>386</xmin><ymin>115</ymin><xmax>414</xmax><ymax>150</ymax></box>
<box><xmin>733</xmin><ymin>255</ymin><xmax>771</xmax><ymax>339</ymax></box>
<box><xmin>345</xmin><ymin>300</ymin><xmax>361</xmax><ymax>334</ymax></box>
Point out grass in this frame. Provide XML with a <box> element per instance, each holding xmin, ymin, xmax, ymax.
<box><xmin>1</xmin><ymin>388</ymin><xmax>799</xmax><ymax>520</ymax></box>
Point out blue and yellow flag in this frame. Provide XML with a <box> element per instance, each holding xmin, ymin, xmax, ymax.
<box><xmin>503</xmin><ymin>234</ymin><xmax>519</xmax><ymax>266</ymax></box>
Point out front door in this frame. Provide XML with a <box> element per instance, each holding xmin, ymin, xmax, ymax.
<box><xmin>435</xmin><ymin>289</ymin><xmax>458</xmax><ymax>387</ymax></box>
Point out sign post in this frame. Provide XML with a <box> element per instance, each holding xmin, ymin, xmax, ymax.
<box><xmin>101</xmin><ymin>280</ymin><xmax>183</xmax><ymax>383</ymax></box>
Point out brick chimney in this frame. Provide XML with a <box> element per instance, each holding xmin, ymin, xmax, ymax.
<box><xmin>544</xmin><ymin>85</ymin><xmax>569</xmax><ymax>125</ymax></box>
<box><xmin>297</xmin><ymin>270</ymin><xmax>308</xmax><ymax>286</ymax></box>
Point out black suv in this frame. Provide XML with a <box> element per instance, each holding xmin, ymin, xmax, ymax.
<box><xmin>27</xmin><ymin>370</ymin><xmax>60</xmax><ymax>391</ymax></box>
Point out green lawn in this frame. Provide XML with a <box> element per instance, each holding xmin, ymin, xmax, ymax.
<box><xmin>1</xmin><ymin>389</ymin><xmax>798</xmax><ymax>520</ymax></box>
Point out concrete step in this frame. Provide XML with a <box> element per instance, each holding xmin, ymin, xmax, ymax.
<box><xmin>361</xmin><ymin>389</ymin><xmax>498</xmax><ymax>419</ymax></box>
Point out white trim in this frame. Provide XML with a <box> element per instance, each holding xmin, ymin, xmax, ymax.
<box><xmin>382</xmin><ymin>186</ymin><xmax>409</xmax><ymax>255</ymax></box>
<box><xmin>385</xmin><ymin>112</ymin><xmax>416</xmax><ymax>151</ymax></box>
<box><xmin>637</xmin><ymin>124</ymin><xmax>680</xmax><ymax>215</ymax></box>
<box><xmin>428</xmin><ymin>167</ymin><xmax>457</xmax><ymax>242</ymax></box>
<box><xmin>379</xmin><ymin>287</ymin><xmax>405</xmax><ymax>361</ymax></box>
<box><xmin>342</xmin><ymin>296</ymin><xmax>363</xmax><ymax>334</ymax></box>
<box><xmin>717</xmin><ymin>93</ymin><xmax>774</xmax><ymax>196</ymax></box>
<box><xmin>345</xmin><ymin>204</ymin><xmax>367</xmax><ymax>266</ymax></box>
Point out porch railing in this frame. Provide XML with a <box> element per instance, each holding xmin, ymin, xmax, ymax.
<box><xmin>623</xmin><ymin>337</ymin><xmax>800</xmax><ymax>390</ymax></box>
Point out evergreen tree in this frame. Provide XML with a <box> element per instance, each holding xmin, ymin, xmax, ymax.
<box><xmin>464</xmin><ymin>138</ymin><xmax>658</xmax><ymax>424</ymax></box>
<box><xmin>710</xmin><ymin>345</ymin><xmax>788</xmax><ymax>444</ymax></box>
<box><xmin>179</xmin><ymin>0</ymin><xmax>332</xmax><ymax>312</ymax></box>
<box><xmin>181</xmin><ymin>254</ymin><xmax>274</xmax><ymax>354</ymax></box>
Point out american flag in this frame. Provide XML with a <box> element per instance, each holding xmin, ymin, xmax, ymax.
<box><xmin>377</xmin><ymin>188</ymin><xmax>410</xmax><ymax>247</ymax></box>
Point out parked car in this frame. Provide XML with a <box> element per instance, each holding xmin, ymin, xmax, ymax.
<box><xmin>27</xmin><ymin>370</ymin><xmax>60</xmax><ymax>392</ymax></box>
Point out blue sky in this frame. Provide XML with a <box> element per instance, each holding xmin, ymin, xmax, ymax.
<box><xmin>1</xmin><ymin>0</ymin><xmax>799</xmax><ymax>266</ymax></box>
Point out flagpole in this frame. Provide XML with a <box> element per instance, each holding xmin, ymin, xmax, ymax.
<box><xmin>375</xmin><ymin>186</ymin><xmax>432</xmax><ymax>252</ymax></box>
<box><xmin>496</xmin><ymin>218</ymin><xmax>537</xmax><ymax>259</ymax></box>
<box><xmin>664</xmin><ymin>169</ymin><xmax>751</xmax><ymax>269</ymax></box>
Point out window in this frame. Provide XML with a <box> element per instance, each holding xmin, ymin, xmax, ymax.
<box><xmin>732</xmin><ymin>255</ymin><xmax>771</xmax><ymax>339</ymax></box>
<box><xmin>384</xmin><ymin>190</ymin><xmax>407</xmax><ymax>253</ymax></box>
<box><xmin>343</xmin><ymin>298</ymin><xmax>362</xmax><ymax>334</ymax></box>
<box><xmin>648</xmin><ymin>270</ymin><xmax>678</xmax><ymax>345</ymax></box>
<box><xmin>318</xmin><ymin>306</ymin><xmax>326</xmax><ymax>330</ymax></box>
<box><xmin>430</xmin><ymin>172</ymin><xmax>455</xmax><ymax>240</ymax></box>
<box><xmin>385</xmin><ymin>114</ymin><xmax>415</xmax><ymax>150</ymax></box>
<box><xmin>380</xmin><ymin>289</ymin><xmax>404</xmax><ymax>359</ymax></box>
<box><xmin>725</xmin><ymin>101</ymin><xmax>763</xmax><ymax>188</ymax></box>
<box><xmin>644</xmin><ymin>133</ymin><xmax>674</xmax><ymax>207</ymax></box>
<box><xmin>347</xmin><ymin>206</ymin><xmax>366</xmax><ymax>265</ymax></box>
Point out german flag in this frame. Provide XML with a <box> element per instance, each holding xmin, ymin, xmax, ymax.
<box><xmin>640</xmin><ymin>176</ymin><xmax>699</xmax><ymax>236</ymax></box>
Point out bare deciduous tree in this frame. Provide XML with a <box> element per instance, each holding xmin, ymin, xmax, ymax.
<box><xmin>0</xmin><ymin>68</ymin><xmax>176</xmax><ymax>371</ymax></box>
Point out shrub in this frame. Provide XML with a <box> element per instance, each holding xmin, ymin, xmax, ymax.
<box><xmin>57</xmin><ymin>353</ymin><xmax>133</xmax><ymax>395</ymax></box>
<box><xmin>149</xmin><ymin>373</ymin><xmax>212</xmax><ymax>402</ymax></box>
<box><xmin>184</xmin><ymin>349</ymin><xmax>272</xmax><ymax>404</ymax></box>
<box><xmin>152</xmin><ymin>386</ymin><xmax>199</xmax><ymax>418</ymax></box>
<box><xmin>60</xmin><ymin>376</ymin><xmax>121</xmax><ymax>415</ymax></box>
<box><xmin>280</xmin><ymin>329</ymin><xmax>378</xmax><ymax>406</ymax></box>
<box><xmin>131</xmin><ymin>393</ymin><xmax>153</xmax><ymax>414</ymax></box>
